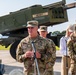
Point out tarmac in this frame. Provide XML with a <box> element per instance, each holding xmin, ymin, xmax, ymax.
<box><xmin>0</xmin><ymin>50</ymin><xmax>71</xmax><ymax>75</ymax></box>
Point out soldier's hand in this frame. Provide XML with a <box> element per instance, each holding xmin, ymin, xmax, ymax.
<box><xmin>36</xmin><ymin>51</ymin><xmax>41</xmax><ymax>58</ymax></box>
<box><xmin>24</xmin><ymin>51</ymin><xmax>34</xmax><ymax>58</ymax></box>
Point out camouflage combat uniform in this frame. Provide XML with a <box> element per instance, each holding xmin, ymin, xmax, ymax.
<box><xmin>16</xmin><ymin>35</ymin><xmax>56</xmax><ymax>75</ymax></box>
<box><xmin>67</xmin><ymin>34</ymin><xmax>76</xmax><ymax>75</ymax></box>
<box><xmin>45</xmin><ymin>38</ymin><xmax>56</xmax><ymax>75</ymax></box>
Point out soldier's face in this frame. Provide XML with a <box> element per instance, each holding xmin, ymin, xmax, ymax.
<box><xmin>27</xmin><ymin>26</ymin><xmax>38</xmax><ymax>38</ymax></box>
<box><xmin>39</xmin><ymin>31</ymin><xmax>47</xmax><ymax>38</ymax></box>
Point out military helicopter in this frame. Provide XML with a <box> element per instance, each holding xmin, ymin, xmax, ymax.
<box><xmin>0</xmin><ymin>0</ymin><xmax>76</xmax><ymax>59</ymax></box>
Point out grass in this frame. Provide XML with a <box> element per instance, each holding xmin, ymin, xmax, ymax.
<box><xmin>56</xmin><ymin>46</ymin><xmax>60</xmax><ymax>50</ymax></box>
<box><xmin>0</xmin><ymin>45</ymin><xmax>10</xmax><ymax>50</ymax></box>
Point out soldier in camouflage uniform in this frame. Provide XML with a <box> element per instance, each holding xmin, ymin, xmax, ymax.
<box><xmin>67</xmin><ymin>24</ymin><xmax>76</xmax><ymax>75</ymax></box>
<box><xmin>16</xmin><ymin>20</ymin><xmax>56</xmax><ymax>75</ymax></box>
<box><xmin>38</xmin><ymin>26</ymin><xmax>48</xmax><ymax>38</ymax></box>
<box><xmin>38</xmin><ymin>26</ymin><xmax>56</xmax><ymax>75</ymax></box>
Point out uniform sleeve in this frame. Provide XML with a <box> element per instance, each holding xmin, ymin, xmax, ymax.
<box><xmin>16</xmin><ymin>41</ymin><xmax>26</xmax><ymax>62</ymax></box>
<box><xmin>67</xmin><ymin>39</ymin><xmax>76</xmax><ymax>61</ymax></box>
<box><xmin>44</xmin><ymin>39</ymin><xmax>56</xmax><ymax>69</ymax></box>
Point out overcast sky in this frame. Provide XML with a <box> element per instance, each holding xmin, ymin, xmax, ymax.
<box><xmin>0</xmin><ymin>0</ymin><xmax>76</xmax><ymax>33</ymax></box>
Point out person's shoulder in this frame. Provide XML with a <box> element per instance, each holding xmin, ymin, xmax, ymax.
<box><xmin>47</xmin><ymin>38</ymin><xmax>56</xmax><ymax>45</ymax></box>
<box><xmin>60</xmin><ymin>36</ymin><xmax>66</xmax><ymax>41</ymax></box>
<box><xmin>20</xmin><ymin>36</ymin><xmax>29</xmax><ymax>43</ymax></box>
<box><xmin>46</xmin><ymin>38</ymin><xmax>54</xmax><ymax>43</ymax></box>
<box><xmin>60</xmin><ymin>36</ymin><xmax>65</xmax><ymax>39</ymax></box>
